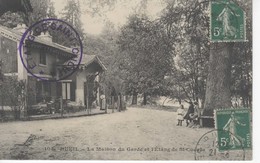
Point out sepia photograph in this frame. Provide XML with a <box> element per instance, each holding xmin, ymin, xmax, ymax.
<box><xmin>0</xmin><ymin>0</ymin><xmax>253</xmax><ymax>161</ymax></box>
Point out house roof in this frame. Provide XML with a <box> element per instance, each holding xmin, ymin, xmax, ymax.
<box><xmin>0</xmin><ymin>25</ymin><xmax>76</xmax><ymax>57</ymax></box>
<box><xmin>0</xmin><ymin>25</ymin><xmax>21</xmax><ymax>41</ymax></box>
<box><xmin>80</xmin><ymin>55</ymin><xmax>107</xmax><ymax>71</ymax></box>
<box><xmin>0</xmin><ymin>25</ymin><xmax>107</xmax><ymax>72</ymax></box>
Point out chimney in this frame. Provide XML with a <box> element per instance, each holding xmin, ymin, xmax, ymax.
<box><xmin>13</xmin><ymin>24</ymin><xmax>27</xmax><ymax>33</ymax></box>
<box><xmin>38</xmin><ymin>31</ymin><xmax>53</xmax><ymax>43</ymax></box>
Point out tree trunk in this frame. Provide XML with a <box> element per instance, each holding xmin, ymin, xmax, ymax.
<box><xmin>203</xmin><ymin>43</ymin><xmax>233</xmax><ymax>116</ymax></box>
<box><xmin>200</xmin><ymin>95</ymin><xmax>205</xmax><ymax>109</ymax></box>
<box><xmin>132</xmin><ymin>91</ymin><xmax>137</xmax><ymax>105</ymax></box>
<box><xmin>143</xmin><ymin>92</ymin><xmax>147</xmax><ymax>105</ymax></box>
<box><xmin>194</xmin><ymin>77</ymin><xmax>199</xmax><ymax>102</ymax></box>
<box><xmin>162</xmin><ymin>97</ymin><xmax>168</xmax><ymax>106</ymax></box>
<box><xmin>248</xmin><ymin>94</ymin><xmax>252</xmax><ymax>108</ymax></box>
<box><xmin>178</xmin><ymin>98</ymin><xmax>182</xmax><ymax>104</ymax></box>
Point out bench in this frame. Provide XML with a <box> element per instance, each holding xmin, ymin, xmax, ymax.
<box><xmin>199</xmin><ymin>116</ymin><xmax>214</xmax><ymax>127</ymax></box>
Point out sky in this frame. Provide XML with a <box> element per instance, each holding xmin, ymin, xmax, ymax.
<box><xmin>52</xmin><ymin>0</ymin><xmax>166</xmax><ymax>35</ymax></box>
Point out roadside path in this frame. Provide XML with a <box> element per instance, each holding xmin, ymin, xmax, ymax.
<box><xmin>0</xmin><ymin>107</ymin><xmax>251</xmax><ymax>160</ymax></box>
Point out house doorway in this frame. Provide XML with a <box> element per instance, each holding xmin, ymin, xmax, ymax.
<box><xmin>84</xmin><ymin>82</ymin><xmax>98</xmax><ymax>109</ymax></box>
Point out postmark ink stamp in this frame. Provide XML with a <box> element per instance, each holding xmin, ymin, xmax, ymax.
<box><xmin>18</xmin><ymin>18</ymin><xmax>83</xmax><ymax>82</ymax></box>
<box><xmin>194</xmin><ymin>129</ymin><xmax>245</xmax><ymax>160</ymax></box>
<box><xmin>195</xmin><ymin>108</ymin><xmax>251</xmax><ymax>160</ymax></box>
<box><xmin>210</xmin><ymin>0</ymin><xmax>246</xmax><ymax>42</ymax></box>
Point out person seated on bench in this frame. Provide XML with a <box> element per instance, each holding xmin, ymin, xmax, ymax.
<box><xmin>183</xmin><ymin>102</ymin><xmax>194</xmax><ymax>127</ymax></box>
<box><xmin>188</xmin><ymin>102</ymin><xmax>201</xmax><ymax>128</ymax></box>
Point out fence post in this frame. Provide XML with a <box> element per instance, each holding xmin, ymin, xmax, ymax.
<box><xmin>123</xmin><ymin>95</ymin><xmax>126</xmax><ymax>110</ymax></box>
<box><xmin>112</xmin><ymin>96</ymin><xmax>114</xmax><ymax>113</ymax></box>
<box><xmin>105</xmin><ymin>98</ymin><xmax>108</xmax><ymax>114</ymax></box>
<box><xmin>118</xmin><ymin>95</ymin><xmax>120</xmax><ymax>112</ymax></box>
<box><xmin>86</xmin><ymin>95</ymin><xmax>89</xmax><ymax>114</ymax></box>
<box><xmin>60</xmin><ymin>97</ymin><xmax>63</xmax><ymax>117</ymax></box>
<box><xmin>101</xmin><ymin>98</ymin><xmax>106</xmax><ymax>110</ymax></box>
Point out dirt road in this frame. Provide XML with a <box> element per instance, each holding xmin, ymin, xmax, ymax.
<box><xmin>0</xmin><ymin>107</ymin><xmax>251</xmax><ymax>160</ymax></box>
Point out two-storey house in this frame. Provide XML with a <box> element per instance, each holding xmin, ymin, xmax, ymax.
<box><xmin>0</xmin><ymin>24</ymin><xmax>106</xmax><ymax>108</ymax></box>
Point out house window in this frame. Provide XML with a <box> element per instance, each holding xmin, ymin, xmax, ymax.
<box><xmin>62</xmin><ymin>82</ymin><xmax>71</xmax><ymax>100</ymax></box>
<box><xmin>36</xmin><ymin>81</ymin><xmax>51</xmax><ymax>102</ymax></box>
<box><xmin>39</xmin><ymin>51</ymin><xmax>46</xmax><ymax>65</ymax></box>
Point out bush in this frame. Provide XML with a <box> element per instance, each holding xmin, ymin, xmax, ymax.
<box><xmin>0</xmin><ymin>76</ymin><xmax>25</xmax><ymax>120</ymax></box>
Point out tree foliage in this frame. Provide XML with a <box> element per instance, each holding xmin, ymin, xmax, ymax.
<box><xmin>82</xmin><ymin>0</ymin><xmax>251</xmax><ymax>108</ymax></box>
<box><xmin>84</xmin><ymin>21</ymin><xmax>123</xmax><ymax>98</ymax></box>
<box><xmin>0</xmin><ymin>76</ymin><xmax>26</xmax><ymax>120</ymax></box>
<box><xmin>0</xmin><ymin>0</ymin><xmax>56</xmax><ymax>28</ymax></box>
<box><xmin>117</xmin><ymin>14</ymin><xmax>174</xmax><ymax>104</ymax></box>
<box><xmin>0</xmin><ymin>0</ymin><xmax>252</xmax><ymax>109</ymax></box>
<box><xmin>61</xmin><ymin>0</ymin><xmax>84</xmax><ymax>37</ymax></box>
<box><xmin>157</xmin><ymin>0</ymin><xmax>210</xmax><ymax>105</ymax></box>
<box><xmin>230</xmin><ymin>0</ymin><xmax>252</xmax><ymax>107</ymax></box>
<box><xmin>0</xmin><ymin>11</ymin><xmax>23</xmax><ymax>28</ymax></box>
<box><xmin>158</xmin><ymin>0</ymin><xmax>252</xmax><ymax>109</ymax></box>
<box><xmin>28</xmin><ymin>0</ymin><xmax>50</xmax><ymax>25</ymax></box>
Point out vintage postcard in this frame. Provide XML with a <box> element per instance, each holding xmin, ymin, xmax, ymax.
<box><xmin>0</xmin><ymin>0</ymin><xmax>253</xmax><ymax>161</ymax></box>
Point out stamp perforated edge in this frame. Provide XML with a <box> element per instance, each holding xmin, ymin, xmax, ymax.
<box><xmin>209</xmin><ymin>0</ymin><xmax>248</xmax><ymax>43</ymax></box>
<box><xmin>214</xmin><ymin>107</ymin><xmax>252</xmax><ymax>150</ymax></box>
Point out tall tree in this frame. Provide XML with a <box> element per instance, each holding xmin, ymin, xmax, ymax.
<box><xmin>118</xmin><ymin>14</ymin><xmax>174</xmax><ymax>105</ymax></box>
<box><xmin>61</xmin><ymin>0</ymin><xmax>84</xmax><ymax>37</ymax></box>
<box><xmin>84</xmin><ymin>21</ymin><xmax>124</xmax><ymax>98</ymax></box>
<box><xmin>159</xmin><ymin>0</ymin><xmax>209</xmax><ymax>106</ymax></box>
<box><xmin>203</xmin><ymin>0</ymin><xmax>252</xmax><ymax>115</ymax></box>
<box><xmin>203</xmin><ymin>43</ymin><xmax>233</xmax><ymax>115</ymax></box>
<box><xmin>47</xmin><ymin>1</ymin><xmax>57</xmax><ymax>19</ymax></box>
<box><xmin>28</xmin><ymin>0</ymin><xmax>49</xmax><ymax>25</ymax></box>
<box><xmin>159</xmin><ymin>0</ymin><xmax>251</xmax><ymax>115</ymax></box>
<box><xmin>230</xmin><ymin>0</ymin><xmax>252</xmax><ymax>108</ymax></box>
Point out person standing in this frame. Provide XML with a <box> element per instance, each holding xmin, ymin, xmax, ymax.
<box><xmin>176</xmin><ymin>105</ymin><xmax>185</xmax><ymax>126</ymax></box>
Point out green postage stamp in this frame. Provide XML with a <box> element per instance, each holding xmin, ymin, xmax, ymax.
<box><xmin>215</xmin><ymin>108</ymin><xmax>251</xmax><ymax>151</ymax></box>
<box><xmin>211</xmin><ymin>0</ymin><xmax>246</xmax><ymax>42</ymax></box>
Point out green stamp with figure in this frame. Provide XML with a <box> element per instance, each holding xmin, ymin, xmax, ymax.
<box><xmin>215</xmin><ymin>108</ymin><xmax>251</xmax><ymax>151</ymax></box>
<box><xmin>211</xmin><ymin>0</ymin><xmax>246</xmax><ymax>42</ymax></box>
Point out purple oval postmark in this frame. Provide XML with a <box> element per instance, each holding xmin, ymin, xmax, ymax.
<box><xmin>18</xmin><ymin>18</ymin><xmax>83</xmax><ymax>82</ymax></box>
